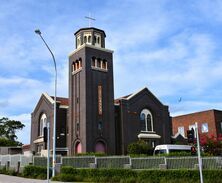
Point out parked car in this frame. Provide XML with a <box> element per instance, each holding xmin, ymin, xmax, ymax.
<box><xmin>153</xmin><ymin>144</ymin><xmax>192</xmax><ymax>155</ymax></box>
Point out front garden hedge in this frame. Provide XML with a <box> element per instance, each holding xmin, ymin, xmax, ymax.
<box><xmin>52</xmin><ymin>166</ymin><xmax>222</xmax><ymax>183</ymax></box>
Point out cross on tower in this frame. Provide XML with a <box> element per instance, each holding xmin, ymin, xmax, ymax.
<box><xmin>85</xmin><ymin>14</ymin><xmax>96</xmax><ymax>27</ymax></box>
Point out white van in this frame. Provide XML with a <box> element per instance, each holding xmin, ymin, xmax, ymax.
<box><xmin>154</xmin><ymin>144</ymin><xmax>192</xmax><ymax>155</ymax></box>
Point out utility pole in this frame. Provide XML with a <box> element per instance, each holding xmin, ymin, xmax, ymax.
<box><xmin>195</xmin><ymin>122</ymin><xmax>204</xmax><ymax>183</ymax></box>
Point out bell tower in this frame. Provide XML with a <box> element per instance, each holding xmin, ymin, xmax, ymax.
<box><xmin>68</xmin><ymin>27</ymin><xmax>116</xmax><ymax>155</ymax></box>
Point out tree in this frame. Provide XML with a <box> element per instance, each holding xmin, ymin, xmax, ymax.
<box><xmin>127</xmin><ymin>140</ymin><xmax>153</xmax><ymax>155</ymax></box>
<box><xmin>199</xmin><ymin>134</ymin><xmax>222</xmax><ymax>156</ymax></box>
<box><xmin>0</xmin><ymin>117</ymin><xmax>25</xmax><ymax>145</ymax></box>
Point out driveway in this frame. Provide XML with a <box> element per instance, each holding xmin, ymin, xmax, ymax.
<box><xmin>0</xmin><ymin>174</ymin><xmax>70</xmax><ymax>183</ymax></box>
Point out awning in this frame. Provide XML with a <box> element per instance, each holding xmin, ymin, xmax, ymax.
<box><xmin>33</xmin><ymin>137</ymin><xmax>44</xmax><ymax>144</ymax></box>
<box><xmin>138</xmin><ymin>133</ymin><xmax>161</xmax><ymax>139</ymax></box>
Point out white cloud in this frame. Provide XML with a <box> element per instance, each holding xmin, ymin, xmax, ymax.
<box><xmin>1</xmin><ymin>0</ymin><xmax>222</xmax><ymax>144</ymax></box>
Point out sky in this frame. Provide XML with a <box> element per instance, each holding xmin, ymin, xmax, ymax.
<box><xmin>1</xmin><ymin>0</ymin><xmax>222</xmax><ymax>144</ymax></box>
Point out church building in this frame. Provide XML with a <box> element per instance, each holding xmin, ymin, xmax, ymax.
<box><xmin>30</xmin><ymin>27</ymin><xmax>172</xmax><ymax>156</ymax></box>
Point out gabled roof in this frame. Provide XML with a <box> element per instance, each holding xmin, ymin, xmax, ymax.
<box><xmin>171</xmin><ymin>132</ymin><xmax>187</xmax><ymax>139</ymax></box>
<box><xmin>114</xmin><ymin>87</ymin><xmax>164</xmax><ymax>106</ymax></box>
<box><xmin>32</xmin><ymin>93</ymin><xmax>69</xmax><ymax>114</ymax></box>
<box><xmin>51</xmin><ymin>96</ymin><xmax>69</xmax><ymax>106</ymax></box>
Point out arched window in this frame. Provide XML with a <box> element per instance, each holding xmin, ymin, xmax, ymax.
<box><xmin>79</xmin><ymin>58</ymin><xmax>82</xmax><ymax>68</ymax></box>
<box><xmin>97</xmin><ymin>58</ymin><xmax>101</xmax><ymax>68</ymax></box>
<box><xmin>72</xmin><ymin>62</ymin><xmax>75</xmax><ymax>72</ymax></box>
<box><xmin>88</xmin><ymin>36</ymin><xmax>91</xmax><ymax>43</ymax></box>
<box><xmin>84</xmin><ymin>36</ymin><xmax>87</xmax><ymax>43</ymax></box>
<box><xmin>91</xmin><ymin>57</ymin><xmax>96</xmax><ymax>67</ymax></box>
<box><xmin>97</xmin><ymin>37</ymin><xmax>100</xmax><ymax>44</ymax></box>
<box><xmin>102</xmin><ymin>60</ymin><xmax>106</xmax><ymax>69</ymax></box>
<box><xmin>39</xmin><ymin>113</ymin><xmax>47</xmax><ymax>136</ymax></box>
<box><xmin>77</xmin><ymin>38</ymin><xmax>80</xmax><ymax>46</ymax></box>
<box><xmin>140</xmin><ymin>109</ymin><xmax>153</xmax><ymax>132</ymax></box>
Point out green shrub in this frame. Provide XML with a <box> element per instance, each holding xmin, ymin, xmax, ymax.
<box><xmin>55</xmin><ymin>168</ymin><xmax>222</xmax><ymax>183</ymax></box>
<box><xmin>127</xmin><ymin>140</ymin><xmax>153</xmax><ymax>155</ymax></box>
<box><xmin>22</xmin><ymin>165</ymin><xmax>51</xmax><ymax>179</ymax></box>
<box><xmin>0</xmin><ymin>167</ymin><xmax>18</xmax><ymax>176</ymax></box>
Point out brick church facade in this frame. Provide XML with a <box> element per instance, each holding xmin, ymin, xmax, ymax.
<box><xmin>30</xmin><ymin>27</ymin><xmax>172</xmax><ymax>155</ymax></box>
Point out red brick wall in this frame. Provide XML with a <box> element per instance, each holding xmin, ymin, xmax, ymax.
<box><xmin>172</xmin><ymin>110</ymin><xmax>219</xmax><ymax>138</ymax></box>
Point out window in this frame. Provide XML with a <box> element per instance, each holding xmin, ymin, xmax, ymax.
<box><xmin>91</xmin><ymin>57</ymin><xmax>96</xmax><ymax>67</ymax></box>
<box><xmin>201</xmin><ymin>123</ymin><xmax>209</xmax><ymax>133</ymax></box>
<box><xmin>76</xmin><ymin>122</ymin><xmax>80</xmax><ymax>131</ymax></box>
<box><xmin>140</xmin><ymin>109</ymin><xmax>153</xmax><ymax>132</ymax></box>
<box><xmin>91</xmin><ymin>57</ymin><xmax>108</xmax><ymax>71</ymax></box>
<box><xmin>94</xmin><ymin>34</ymin><xmax>101</xmax><ymax>47</ymax></box>
<box><xmin>98</xmin><ymin>121</ymin><xmax>102</xmax><ymax>130</ymax></box>
<box><xmin>77</xmin><ymin>35</ymin><xmax>81</xmax><ymax>48</ymax></box>
<box><xmin>72</xmin><ymin>58</ymin><xmax>82</xmax><ymax>73</ymax></box>
<box><xmin>72</xmin><ymin>62</ymin><xmax>75</xmax><ymax>72</ymax></box>
<box><xmin>79</xmin><ymin>58</ymin><xmax>82</xmax><ymax>68</ymax></box>
<box><xmin>102</xmin><ymin>60</ymin><xmax>106</xmax><ymax>69</ymax></box>
<box><xmin>97</xmin><ymin>58</ymin><xmax>102</xmax><ymax>68</ymax></box>
<box><xmin>178</xmin><ymin>126</ymin><xmax>185</xmax><ymax>137</ymax></box>
<box><xmin>84</xmin><ymin>36</ymin><xmax>87</xmax><ymax>43</ymax></box>
<box><xmin>39</xmin><ymin>113</ymin><xmax>47</xmax><ymax>136</ymax></box>
<box><xmin>88</xmin><ymin>36</ymin><xmax>91</xmax><ymax>43</ymax></box>
<box><xmin>189</xmin><ymin>124</ymin><xmax>196</xmax><ymax>138</ymax></box>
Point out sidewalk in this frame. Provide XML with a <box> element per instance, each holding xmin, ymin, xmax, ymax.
<box><xmin>0</xmin><ymin>174</ymin><xmax>71</xmax><ymax>183</ymax></box>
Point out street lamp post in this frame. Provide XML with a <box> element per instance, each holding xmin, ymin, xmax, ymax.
<box><xmin>35</xmin><ymin>29</ymin><xmax>57</xmax><ymax>177</ymax></box>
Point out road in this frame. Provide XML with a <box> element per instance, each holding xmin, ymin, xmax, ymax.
<box><xmin>0</xmin><ymin>174</ymin><xmax>70</xmax><ymax>183</ymax></box>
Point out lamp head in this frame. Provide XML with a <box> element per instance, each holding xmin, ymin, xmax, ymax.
<box><xmin>35</xmin><ymin>29</ymin><xmax>41</xmax><ymax>35</ymax></box>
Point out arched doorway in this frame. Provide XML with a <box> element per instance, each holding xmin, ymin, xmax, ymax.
<box><xmin>75</xmin><ymin>141</ymin><xmax>82</xmax><ymax>154</ymax></box>
<box><xmin>95</xmin><ymin>141</ymin><xmax>106</xmax><ymax>153</ymax></box>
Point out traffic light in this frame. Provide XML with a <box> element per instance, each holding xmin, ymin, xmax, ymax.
<box><xmin>187</xmin><ymin>128</ymin><xmax>194</xmax><ymax>143</ymax></box>
<box><xmin>43</xmin><ymin>127</ymin><xmax>48</xmax><ymax>143</ymax></box>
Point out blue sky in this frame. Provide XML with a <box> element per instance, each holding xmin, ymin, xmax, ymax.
<box><xmin>1</xmin><ymin>0</ymin><xmax>222</xmax><ymax>144</ymax></box>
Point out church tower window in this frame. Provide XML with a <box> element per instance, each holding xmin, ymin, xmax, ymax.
<box><xmin>72</xmin><ymin>62</ymin><xmax>75</xmax><ymax>72</ymax></box>
<box><xmin>88</xmin><ymin>36</ymin><xmax>91</xmax><ymax>43</ymax></box>
<box><xmin>79</xmin><ymin>58</ymin><xmax>82</xmax><ymax>68</ymax></box>
<box><xmin>39</xmin><ymin>113</ymin><xmax>47</xmax><ymax>137</ymax></box>
<box><xmin>91</xmin><ymin>57</ymin><xmax>96</xmax><ymax>67</ymax></box>
<box><xmin>84</xmin><ymin>36</ymin><xmax>87</xmax><ymax>43</ymax></box>
<box><xmin>72</xmin><ymin>58</ymin><xmax>82</xmax><ymax>73</ymax></box>
<box><xmin>102</xmin><ymin>59</ymin><xmax>107</xmax><ymax>69</ymax></box>
<box><xmin>91</xmin><ymin>57</ymin><xmax>108</xmax><ymax>71</ymax></box>
<box><xmin>97</xmin><ymin>58</ymin><xmax>102</xmax><ymax>68</ymax></box>
<box><xmin>140</xmin><ymin>109</ymin><xmax>153</xmax><ymax>132</ymax></box>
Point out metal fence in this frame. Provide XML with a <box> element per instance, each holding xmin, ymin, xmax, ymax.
<box><xmin>32</xmin><ymin>156</ymin><xmax>222</xmax><ymax>170</ymax></box>
<box><xmin>2</xmin><ymin>155</ymin><xmax>221</xmax><ymax>172</ymax></box>
<box><xmin>62</xmin><ymin>156</ymin><xmax>95</xmax><ymax>168</ymax></box>
<box><xmin>0</xmin><ymin>154</ymin><xmax>33</xmax><ymax>172</ymax></box>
